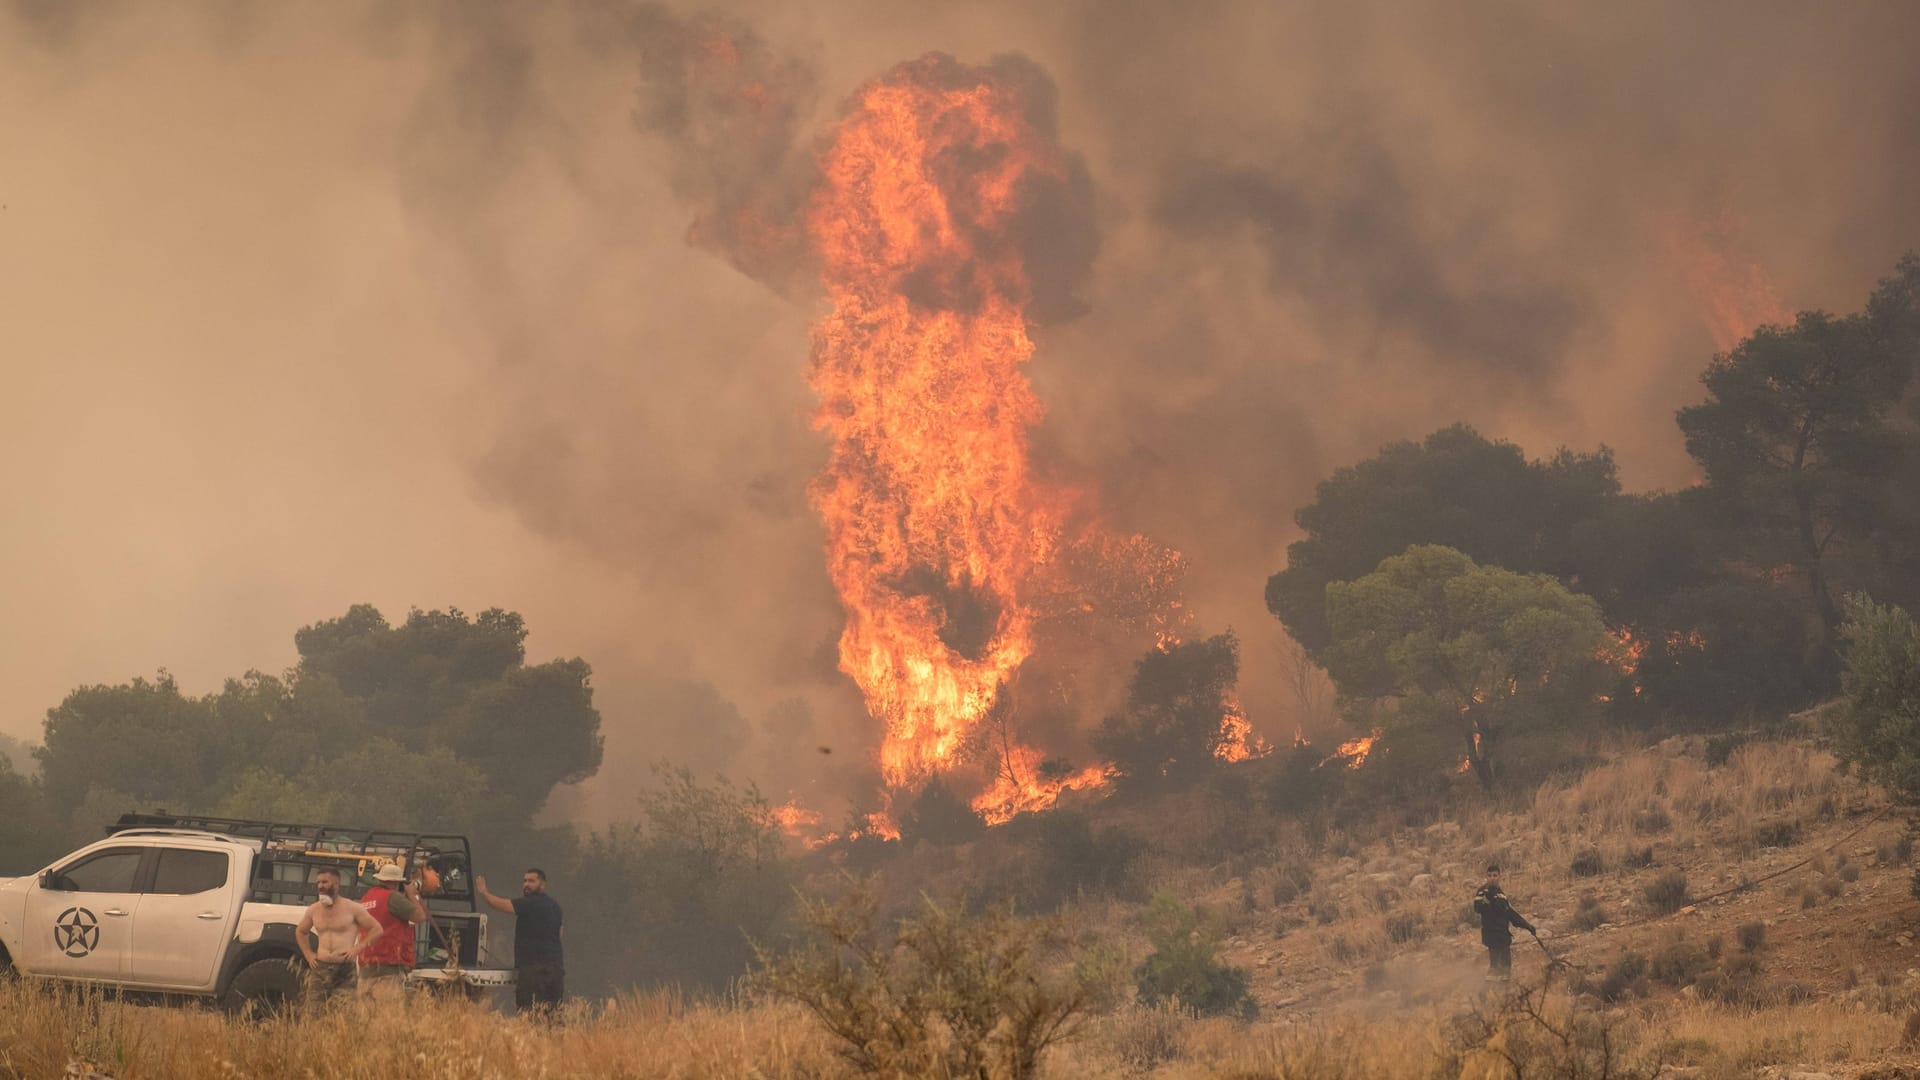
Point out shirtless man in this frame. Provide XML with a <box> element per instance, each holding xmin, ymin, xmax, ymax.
<box><xmin>296</xmin><ymin>867</ymin><xmax>382</xmax><ymax>1011</ymax></box>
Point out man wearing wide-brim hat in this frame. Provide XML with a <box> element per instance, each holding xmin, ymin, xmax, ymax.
<box><xmin>358</xmin><ymin>861</ymin><xmax>427</xmax><ymax>1003</ymax></box>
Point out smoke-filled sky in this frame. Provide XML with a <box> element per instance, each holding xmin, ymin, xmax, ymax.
<box><xmin>4</xmin><ymin>0</ymin><xmax>1918</xmax><ymax>816</ymax></box>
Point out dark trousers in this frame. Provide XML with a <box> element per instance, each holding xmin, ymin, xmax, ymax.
<box><xmin>1487</xmin><ymin>938</ymin><xmax>1512</xmax><ymax>977</ymax></box>
<box><xmin>516</xmin><ymin>962</ymin><xmax>565</xmax><ymax>1014</ymax></box>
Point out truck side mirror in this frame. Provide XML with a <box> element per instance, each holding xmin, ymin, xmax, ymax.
<box><xmin>37</xmin><ymin>870</ymin><xmax>55</xmax><ymax>889</ymax></box>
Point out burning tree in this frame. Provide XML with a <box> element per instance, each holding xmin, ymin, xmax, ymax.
<box><xmin>1321</xmin><ymin>546</ymin><xmax>1612</xmax><ymax>791</ymax></box>
<box><xmin>1093</xmin><ymin>633</ymin><xmax>1242</xmax><ymax>791</ymax></box>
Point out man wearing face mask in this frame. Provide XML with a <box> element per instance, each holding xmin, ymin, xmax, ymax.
<box><xmin>478</xmin><ymin>868</ymin><xmax>564</xmax><ymax>1015</ymax></box>
<box><xmin>296</xmin><ymin>866</ymin><xmax>383</xmax><ymax>1012</ymax></box>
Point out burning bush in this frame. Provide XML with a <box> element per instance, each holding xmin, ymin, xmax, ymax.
<box><xmin>1094</xmin><ymin>634</ymin><xmax>1242</xmax><ymax>792</ymax></box>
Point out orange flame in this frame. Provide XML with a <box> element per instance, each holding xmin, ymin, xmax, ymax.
<box><xmin>1323</xmin><ymin>731</ymin><xmax>1380</xmax><ymax>770</ymax></box>
<box><xmin>969</xmin><ymin>745</ymin><xmax>1113</xmax><ymax>826</ymax></box>
<box><xmin>807</xmin><ymin>56</ymin><xmax>1078</xmax><ymax>789</ymax></box>
<box><xmin>1213</xmin><ymin>696</ymin><xmax>1271</xmax><ymax>762</ymax></box>
<box><xmin>1658</xmin><ymin>210</ymin><xmax>1790</xmax><ymax>352</ymax></box>
<box><xmin>760</xmin><ymin>800</ymin><xmax>824</xmax><ymax>839</ymax></box>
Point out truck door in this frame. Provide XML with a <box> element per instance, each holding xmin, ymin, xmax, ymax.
<box><xmin>127</xmin><ymin>846</ymin><xmax>238</xmax><ymax>989</ymax></box>
<box><xmin>22</xmin><ymin>846</ymin><xmax>144</xmax><ymax>982</ymax></box>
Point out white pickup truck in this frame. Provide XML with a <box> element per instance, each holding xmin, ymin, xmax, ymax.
<box><xmin>0</xmin><ymin>813</ymin><xmax>514</xmax><ymax>1013</ymax></box>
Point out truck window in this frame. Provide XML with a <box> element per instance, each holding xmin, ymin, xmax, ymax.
<box><xmin>49</xmin><ymin>849</ymin><xmax>143</xmax><ymax>893</ymax></box>
<box><xmin>149</xmin><ymin>849</ymin><xmax>229</xmax><ymax>895</ymax></box>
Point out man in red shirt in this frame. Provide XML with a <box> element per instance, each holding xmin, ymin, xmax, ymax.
<box><xmin>358</xmin><ymin>861</ymin><xmax>427</xmax><ymax>1003</ymax></box>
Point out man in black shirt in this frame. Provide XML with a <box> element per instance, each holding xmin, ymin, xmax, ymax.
<box><xmin>1473</xmin><ymin>864</ymin><xmax>1537</xmax><ymax>981</ymax></box>
<box><xmin>478</xmin><ymin>868</ymin><xmax>565</xmax><ymax>1015</ymax></box>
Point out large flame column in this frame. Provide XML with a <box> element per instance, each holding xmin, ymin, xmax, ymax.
<box><xmin>806</xmin><ymin>55</ymin><xmax>1068</xmax><ymax>787</ymax></box>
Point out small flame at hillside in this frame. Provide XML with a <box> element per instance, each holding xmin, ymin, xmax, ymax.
<box><xmin>807</xmin><ymin>55</ymin><xmax>1072</xmax><ymax>790</ymax></box>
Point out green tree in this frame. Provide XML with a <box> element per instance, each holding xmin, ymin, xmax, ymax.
<box><xmin>0</xmin><ymin>755</ymin><xmax>62</xmax><ymax>872</ymax></box>
<box><xmin>1092</xmin><ymin>633</ymin><xmax>1240</xmax><ymax>791</ymax></box>
<box><xmin>291</xmin><ymin>605</ymin><xmax>602</xmax><ymax>819</ymax></box>
<box><xmin>1266</xmin><ymin>425</ymin><xmax>1620</xmax><ymax>657</ymax></box>
<box><xmin>1322</xmin><ymin>546</ymin><xmax>1611</xmax><ymax>790</ymax></box>
<box><xmin>1831</xmin><ymin>594</ymin><xmax>1920</xmax><ymax>803</ymax></box>
<box><xmin>567</xmin><ymin>766</ymin><xmax>793</xmax><ymax>994</ymax></box>
<box><xmin>37</xmin><ymin>674</ymin><xmax>222</xmax><ymax>816</ymax></box>
<box><xmin>36</xmin><ymin>605</ymin><xmax>602</xmax><ymax>842</ymax></box>
<box><xmin>1677</xmin><ymin>257</ymin><xmax>1920</xmax><ymax>666</ymax></box>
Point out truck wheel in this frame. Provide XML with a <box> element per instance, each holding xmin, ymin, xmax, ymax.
<box><xmin>223</xmin><ymin>956</ymin><xmax>301</xmax><ymax>1020</ymax></box>
<box><xmin>0</xmin><ymin>945</ymin><xmax>13</xmax><ymax>981</ymax></box>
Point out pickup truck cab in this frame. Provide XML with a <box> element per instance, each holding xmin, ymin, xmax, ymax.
<box><xmin>0</xmin><ymin>813</ymin><xmax>513</xmax><ymax>1013</ymax></box>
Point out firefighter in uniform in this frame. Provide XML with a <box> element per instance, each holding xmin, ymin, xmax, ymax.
<box><xmin>1473</xmin><ymin>863</ymin><xmax>1536</xmax><ymax>981</ymax></box>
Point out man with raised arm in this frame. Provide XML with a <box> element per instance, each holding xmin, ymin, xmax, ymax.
<box><xmin>296</xmin><ymin>866</ymin><xmax>383</xmax><ymax>1011</ymax></box>
<box><xmin>477</xmin><ymin>868</ymin><xmax>564</xmax><ymax>1016</ymax></box>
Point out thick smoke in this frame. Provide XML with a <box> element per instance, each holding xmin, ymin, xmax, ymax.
<box><xmin>627</xmin><ymin>3</ymin><xmax>819</xmax><ymax>292</ymax></box>
<box><xmin>5</xmin><ymin>0</ymin><xmax>1920</xmax><ymax>820</ymax></box>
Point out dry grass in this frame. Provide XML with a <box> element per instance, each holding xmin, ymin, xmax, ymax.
<box><xmin>3</xmin><ymin>979</ymin><xmax>1910</xmax><ymax>1080</ymax></box>
<box><xmin>0</xmin><ymin>983</ymin><xmax>839</xmax><ymax>1079</ymax></box>
<box><xmin>1532</xmin><ymin>741</ymin><xmax>1844</xmax><ymax>848</ymax></box>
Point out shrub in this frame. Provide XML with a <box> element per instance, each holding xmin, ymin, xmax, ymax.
<box><xmin>1753</xmin><ymin>819</ymin><xmax>1801</xmax><ymax>848</ymax></box>
<box><xmin>753</xmin><ymin>887</ymin><xmax>1087</xmax><ymax>1079</ymax></box>
<box><xmin>1271</xmin><ymin>863</ymin><xmax>1313</xmax><ymax>905</ymax></box>
<box><xmin>1624</xmin><ymin>846</ymin><xmax>1656</xmax><ymax>868</ymax></box>
<box><xmin>1073</xmin><ymin>940</ymin><xmax>1135</xmax><ymax>1013</ymax></box>
<box><xmin>1017</xmin><ymin>810</ymin><xmax>1142</xmax><ymax>908</ymax></box>
<box><xmin>1133</xmin><ymin>893</ymin><xmax>1256</xmax><ymax>1019</ymax></box>
<box><xmin>1832</xmin><ymin>595</ymin><xmax>1920</xmax><ymax>804</ymax></box>
<box><xmin>1571</xmin><ymin>893</ymin><xmax>1610</xmax><ymax>932</ymax></box>
<box><xmin>1840</xmin><ymin>859</ymin><xmax>1862</xmax><ymax>883</ymax></box>
<box><xmin>1650</xmin><ymin>939</ymin><xmax>1711</xmax><ymax>987</ymax></box>
<box><xmin>1596</xmin><ymin>952</ymin><xmax>1649</xmax><ymax>1002</ymax></box>
<box><xmin>1385</xmin><ymin>912</ymin><xmax>1426</xmax><ymax>945</ymax></box>
<box><xmin>1695</xmin><ymin>952</ymin><xmax>1766</xmax><ymax>1007</ymax></box>
<box><xmin>1443</xmin><ymin>983</ymin><xmax>1662</xmax><ymax>1078</ymax></box>
<box><xmin>1643</xmin><ymin>871</ymin><xmax>1690</xmax><ymax>915</ymax></box>
<box><xmin>1632</xmin><ymin>804</ymin><xmax>1672</xmax><ymax>835</ymax></box>
<box><xmin>1307</xmin><ymin>892</ymin><xmax>1342</xmax><ymax>926</ymax></box>
<box><xmin>899</xmin><ymin>778</ymin><xmax>985</xmax><ymax>846</ymax></box>
<box><xmin>1569</xmin><ymin>848</ymin><xmax>1605</xmax><ymax>877</ymax></box>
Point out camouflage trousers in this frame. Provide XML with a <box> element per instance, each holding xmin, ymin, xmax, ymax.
<box><xmin>304</xmin><ymin>959</ymin><xmax>356</xmax><ymax>1013</ymax></box>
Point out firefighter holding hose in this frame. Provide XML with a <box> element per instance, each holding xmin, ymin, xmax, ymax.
<box><xmin>1473</xmin><ymin>863</ymin><xmax>1538</xmax><ymax>981</ymax></box>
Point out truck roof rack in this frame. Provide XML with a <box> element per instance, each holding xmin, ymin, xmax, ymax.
<box><xmin>107</xmin><ymin>812</ymin><xmax>476</xmax><ymax>910</ymax></box>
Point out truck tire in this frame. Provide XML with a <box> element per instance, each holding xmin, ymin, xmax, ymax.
<box><xmin>223</xmin><ymin>956</ymin><xmax>301</xmax><ymax>1019</ymax></box>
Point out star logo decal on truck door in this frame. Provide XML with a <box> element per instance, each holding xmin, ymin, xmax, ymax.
<box><xmin>54</xmin><ymin>907</ymin><xmax>100</xmax><ymax>958</ymax></box>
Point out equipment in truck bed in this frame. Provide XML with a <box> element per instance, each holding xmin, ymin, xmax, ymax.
<box><xmin>109</xmin><ymin>811</ymin><xmax>473</xmax><ymax>902</ymax></box>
